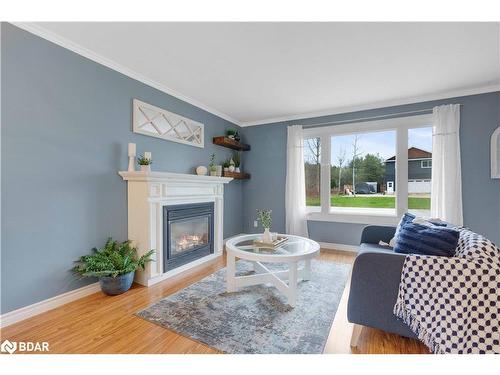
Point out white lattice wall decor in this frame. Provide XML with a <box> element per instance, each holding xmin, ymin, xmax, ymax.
<box><xmin>132</xmin><ymin>99</ymin><xmax>204</xmax><ymax>148</ymax></box>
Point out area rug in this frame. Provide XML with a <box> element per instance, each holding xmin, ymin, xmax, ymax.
<box><xmin>136</xmin><ymin>260</ymin><xmax>351</xmax><ymax>354</ymax></box>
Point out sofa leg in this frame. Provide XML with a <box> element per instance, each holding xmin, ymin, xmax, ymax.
<box><xmin>350</xmin><ymin>324</ymin><xmax>363</xmax><ymax>348</ymax></box>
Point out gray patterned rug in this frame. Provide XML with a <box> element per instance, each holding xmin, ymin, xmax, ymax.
<box><xmin>136</xmin><ymin>260</ymin><xmax>351</xmax><ymax>354</ymax></box>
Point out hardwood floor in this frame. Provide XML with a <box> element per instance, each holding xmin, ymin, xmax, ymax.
<box><xmin>0</xmin><ymin>249</ymin><xmax>429</xmax><ymax>354</ymax></box>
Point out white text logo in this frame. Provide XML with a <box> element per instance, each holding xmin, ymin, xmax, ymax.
<box><xmin>1</xmin><ymin>340</ymin><xmax>49</xmax><ymax>354</ymax></box>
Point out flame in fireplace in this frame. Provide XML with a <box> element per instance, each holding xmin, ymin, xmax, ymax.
<box><xmin>176</xmin><ymin>233</ymin><xmax>207</xmax><ymax>251</ymax></box>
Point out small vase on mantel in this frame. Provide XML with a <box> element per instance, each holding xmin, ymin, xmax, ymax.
<box><xmin>262</xmin><ymin>228</ymin><xmax>272</xmax><ymax>243</ymax></box>
<box><xmin>140</xmin><ymin>165</ymin><xmax>151</xmax><ymax>172</ymax></box>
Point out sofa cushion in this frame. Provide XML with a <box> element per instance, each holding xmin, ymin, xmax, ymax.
<box><xmin>393</xmin><ymin>221</ymin><xmax>460</xmax><ymax>256</ymax></box>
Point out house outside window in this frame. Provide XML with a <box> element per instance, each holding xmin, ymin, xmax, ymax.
<box><xmin>303</xmin><ymin>114</ymin><xmax>433</xmax><ymax>225</ymax></box>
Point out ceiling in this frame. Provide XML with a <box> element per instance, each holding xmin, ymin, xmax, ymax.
<box><xmin>21</xmin><ymin>22</ymin><xmax>500</xmax><ymax>126</ymax></box>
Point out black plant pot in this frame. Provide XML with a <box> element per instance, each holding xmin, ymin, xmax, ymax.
<box><xmin>99</xmin><ymin>271</ymin><xmax>135</xmax><ymax>296</ymax></box>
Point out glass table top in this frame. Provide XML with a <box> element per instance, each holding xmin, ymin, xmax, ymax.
<box><xmin>226</xmin><ymin>234</ymin><xmax>319</xmax><ymax>257</ymax></box>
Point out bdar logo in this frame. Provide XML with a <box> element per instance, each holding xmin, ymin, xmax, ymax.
<box><xmin>1</xmin><ymin>340</ymin><xmax>17</xmax><ymax>354</ymax></box>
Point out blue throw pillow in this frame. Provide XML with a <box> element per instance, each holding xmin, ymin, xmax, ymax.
<box><xmin>394</xmin><ymin>221</ymin><xmax>459</xmax><ymax>257</ymax></box>
<box><xmin>395</xmin><ymin>212</ymin><xmax>416</xmax><ymax>237</ymax></box>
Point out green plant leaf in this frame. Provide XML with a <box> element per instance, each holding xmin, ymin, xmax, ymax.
<box><xmin>74</xmin><ymin>238</ymin><xmax>154</xmax><ymax>279</ymax></box>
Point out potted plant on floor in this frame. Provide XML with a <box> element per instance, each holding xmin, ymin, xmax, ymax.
<box><xmin>74</xmin><ymin>238</ymin><xmax>154</xmax><ymax>296</ymax></box>
<box><xmin>256</xmin><ymin>209</ymin><xmax>273</xmax><ymax>243</ymax></box>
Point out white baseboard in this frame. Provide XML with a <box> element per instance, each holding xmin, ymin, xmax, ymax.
<box><xmin>318</xmin><ymin>242</ymin><xmax>358</xmax><ymax>253</ymax></box>
<box><xmin>0</xmin><ymin>282</ymin><xmax>101</xmax><ymax>328</ymax></box>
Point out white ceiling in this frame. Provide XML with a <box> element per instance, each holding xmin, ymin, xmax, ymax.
<box><xmin>22</xmin><ymin>22</ymin><xmax>500</xmax><ymax>126</ymax></box>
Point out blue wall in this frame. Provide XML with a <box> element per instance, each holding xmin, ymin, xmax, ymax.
<box><xmin>1</xmin><ymin>24</ymin><xmax>244</xmax><ymax>314</ymax></box>
<box><xmin>242</xmin><ymin>92</ymin><xmax>500</xmax><ymax>246</ymax></box>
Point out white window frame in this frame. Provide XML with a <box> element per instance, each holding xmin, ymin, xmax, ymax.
<box><xmin>421</xmin><ymin>160</ymin><xmax>432</xmax><ymax>168</ymax></box>
<box><xmin>303</xmin><ymin>114</ymin><xmax>432</xmax><ymax>225</ymax></box>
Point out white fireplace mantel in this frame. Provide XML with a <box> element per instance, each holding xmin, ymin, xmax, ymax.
<box><xmin>119</xmin><ymin>171</ymin><xmax>232</xmax><ymax>286</ymax></box>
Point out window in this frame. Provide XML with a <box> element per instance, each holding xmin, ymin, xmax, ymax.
<box><xmin>421</xmin><ymin>160</ymin><xmax>432</xmax><ymax>168</ymax></box>
<box><xmin>302</xmin><ymin>114</ymin><xmax>433</xmax><ymax>224</ymax></box>
<box><xmin>330</xmin><ymin>130</ymin><xmax>396</xmax><ymax>216</ymax></box>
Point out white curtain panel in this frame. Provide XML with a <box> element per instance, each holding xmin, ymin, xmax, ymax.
<box><xmin>285</xmin><ymin>125</ymin><xmax>309</xmax><ymax>237</ymax></box>
<box><xmin>431</xmin><ymin>104</ymin><xmax>463</xmax><ymax>226</ymax></box>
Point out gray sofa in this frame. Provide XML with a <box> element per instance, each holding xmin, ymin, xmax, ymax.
<box><xmin>347</xmin><ymin>225</ymin><xmax>417</xmax><ymax>344</ymax></box>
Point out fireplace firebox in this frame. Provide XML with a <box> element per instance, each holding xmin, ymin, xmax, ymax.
<box><xmin>163</xmin><ymin>202</ymin><xmax>214</xmax><ymax>271</ymax></box>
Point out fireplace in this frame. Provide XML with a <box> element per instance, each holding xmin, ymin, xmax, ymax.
<box><xmin>163</xmin><ymin>202</ymin><xmax>214</xmax><ymax>271</ymax></box>
<box><xmin>119</xmin><ymin>171</ymin><xmax>232</xmax><ymax>286</ymax></box>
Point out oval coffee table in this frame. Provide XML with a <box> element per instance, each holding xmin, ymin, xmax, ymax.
<box><xmin>225</xmin><ymin>234</ymin><xmax>320</xmax><ymax>307</ymax></box>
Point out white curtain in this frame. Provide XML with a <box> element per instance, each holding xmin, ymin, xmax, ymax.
<box><xmin>431</xmin><ymin>104</ymin><xmax>463</xmax><ymax>226</ymax></box>
<box><xmin>285</xmin><ymin>125</ymin><xmax>309</xmax><ymax>237</ymax></box>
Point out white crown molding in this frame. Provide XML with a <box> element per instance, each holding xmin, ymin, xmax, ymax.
<box><xmin>240</xmin><ymin>84</ymin><xmax>500</xmax><ymax>127</ymax></box>
<box><xmin>0</xmin><ymin>282</ymin><xmax>100</xmax><ymax>328</ymax></box>
<box><xmin>12</xmin><ymin>22</ymin><xmax>243</xmax><ymax>127</ymax></box>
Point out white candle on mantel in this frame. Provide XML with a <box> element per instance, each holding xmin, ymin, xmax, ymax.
<box><xmin>128</xmin><ymin>143</ymin><xmax>136</xmax><ymax>157</ymax></box>
<box><xmin>144</xmin><ymin>152</ymin><xmax>152</xmax><ymax>160</ymax></box>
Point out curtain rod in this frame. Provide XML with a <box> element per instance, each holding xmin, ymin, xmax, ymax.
<box><xmin>302</xmin><ymin>105</ymin><xmax>462</xmax><ymax>128</ymax></box>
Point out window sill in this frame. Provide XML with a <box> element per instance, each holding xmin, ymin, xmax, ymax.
<box><xmin>306</xmin><ymin>209</ymin><xmax>400</xmax><ymax>225</ymax></box>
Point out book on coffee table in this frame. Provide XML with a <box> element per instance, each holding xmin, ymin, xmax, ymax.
<box><xmin>253</xmin><ymin>236</ymin><xmax>288</xmax><ymax>249</ymax></box>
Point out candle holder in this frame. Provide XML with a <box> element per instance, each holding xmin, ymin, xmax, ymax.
<box><xmin>128</xmin><ymin>143</ymin><xmax>136</xmax><ymax>172</ymax></box>
<box><xmin>128</xmin><ymin>155</ymin><xmax>135</xmax><ymax>172</ymax></box>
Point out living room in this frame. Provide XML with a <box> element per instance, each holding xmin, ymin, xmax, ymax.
<box><xmin>1</xmin><ymin>2</ymin><xmax>499</xmax><ymax>373</ymax></box>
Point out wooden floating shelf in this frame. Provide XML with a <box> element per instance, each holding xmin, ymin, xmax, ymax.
<box><xmin>223</xmin><ymin>171</ymin><xmax>251</xmax><ymax>180</ymax></box>
<box><xmin>213</xmin><ymin>136</ymin><xmax>251</xmax><ymax>151</ymax></box>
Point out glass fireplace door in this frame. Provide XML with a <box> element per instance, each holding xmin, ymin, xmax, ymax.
<box><xmin>170</xmin><ymin>216</ymin><xmax>210</xmax><ymax>256</ymax></box>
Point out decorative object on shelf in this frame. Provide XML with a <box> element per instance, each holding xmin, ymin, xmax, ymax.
<box><xmin>233</xmin><ymin>151</ymin><xmax>241</xmax><ymax>173</ymax></box>
<box><xmin>253</xmin><ymin>236</ymin><xmax>289</xmax><ymax>250</ymax></box>
<box><xmin>196</xmin><ymin>166</ymin><xmax>208</xmax><ymax>176</ymax></box>
<box><xmin>491</xmin><ymin>126</ymin><xmax>500</xmax><ymax>178</ymax></box>
<box><xmin>223</xmin><ymin>159</ymin><xmax>230</xmax><ymax>172</ymax></box>
<box><xmin>133</xmin><ymin>99</ymin><xmax>204</xmax><ymax>148</ymax></box>
<box><xmin>138</xmin><ymin>152</ymin><xmax>152</xmax><ymax>172</ymax></box>
<box><xmin>213</xmin><ymin>136</ymin><xmax>250</xmax><ymax>151</ymax></box>
<box><xmin>226</xmin><ymin>128</ymin><xmax>237</xmax><ymax>140</ymax></box>
<box><xmin>234</xmin><ymin>131</ymin><xmax>241</xmax><ymax>142</ymax></box>
<box><xmin>128</xmin><ymin>143</ymin><xmax>136</xmax><ymax>172</ymax></box>
<box><xmin>73</xmin><ymin>238</ymin><xmax>154</xmax><ymax>296</ymax></box>
<box><xmin>209</xmin><ymin>153</ymin><xmax>217</xmax><ymax>176</ymax></box>
<box><xmin>228</xmin><ymin>158</ymin><xmax>235</xmax><ymax>172</ymax></box>
<box><xmin>256</xmin><ymin>209</ymin><xmax>273</xmax><ymax>243</ymax></box>
<box><xmin>216</xmin><ymin>165</ymin><xmax>223</xmax><ymax>177</ymax></box>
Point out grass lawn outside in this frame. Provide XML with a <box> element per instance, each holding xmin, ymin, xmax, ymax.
<box><xmin>306</xmin><ymin>195</ymin><xmax>430</xmax><ymax>209</ymax></box>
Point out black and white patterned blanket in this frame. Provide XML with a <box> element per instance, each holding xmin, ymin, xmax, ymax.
<box><xmin>394</xmin><ymin>228</ymin><xmax>499</xmax><ymax>354</ymax></box>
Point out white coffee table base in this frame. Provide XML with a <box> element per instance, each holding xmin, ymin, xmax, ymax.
<box><xmin>226</xmin><ymin>253</ymin><xmax>312</xmax><ymax>307</ymax></box>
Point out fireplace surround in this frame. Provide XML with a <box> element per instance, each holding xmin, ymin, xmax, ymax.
<box><xmin>119</xmin><ymin>171</ymin><xmax>232</xmax><ymax>286</ymax></box>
